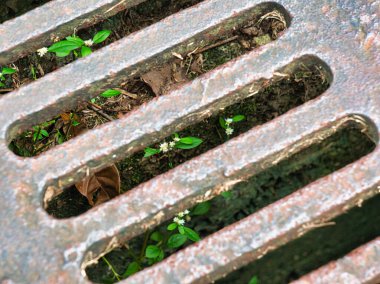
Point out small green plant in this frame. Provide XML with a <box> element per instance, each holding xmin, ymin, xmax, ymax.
<box><xmin>32</xmin><ymin>119</ymin><xmax>55</xmax><ymax>142</ymax></box>
<box><xmin>219</xmin><ymin>114</ymin><xmax>246</xmax><ymax>137</ymax></box>
<box><xmin>100</xmin><ymin>89</ymin><xmax>122</xmax><ymax>98</ymax></box>
<box><xmin>102</xmin><ymin>203</ymin><xmax>210</xmax><ymax>282</ymax></box>
<box><xmin>248</xmin><ymin>275</ymin><xmax>259</xmax><ymax>284</ymax></box>
<box><xmin>0</xmin><ymin>67</ymin><xmax>16</xmax><ymax>87</ymax></box>
<box><xmin>37</xmin><ymin>30</ymin><xmax>111</xmax><ymax>58</ymax></box>
<box><xmin>144</xmin><ymin>133</ymin><xmax>203</xmax><ymax>158</ymax></box>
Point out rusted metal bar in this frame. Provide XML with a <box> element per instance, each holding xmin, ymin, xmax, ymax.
<box><xmin>292</xmin><ymin>237</ymin><xmax>380</xmax><ymax>284</ymax></box>
<box><xmin>0</xmin><ymin>0</ymin><xmax>379</xmax><ymax>283</ymax></box>
<box><xmin>0</xmin><ymin>0</ymin><xmax>148</xmax><ymax>65</ymax></box>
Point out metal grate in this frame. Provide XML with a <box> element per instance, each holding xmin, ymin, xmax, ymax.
<box><xmin>0</xmin><ymin>0</ymin><xmax>379</xmax><ymax>283</ymax></box>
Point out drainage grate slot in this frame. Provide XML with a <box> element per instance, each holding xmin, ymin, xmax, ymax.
<box><xmin>217</xmin><ymin>194</ymin><xmax>380</xmax><ymax>284</ymax></box>
<box><xmin>0</xmin><ymin>0</ymin><xmax>51</xmax><ymax>24</ymax></box>
<box><xmin>3</xmin><ymin>0</ymin><xmax>208</xmax><ymax>89</ymax></box>
<box><xmin>43</xmin><ymin>55</ymin><xmax>331</xmax><ymax>218</ymax></box>
<box><xmin>83</xmin><ymin>115</ymin><xmax>377</xmax><ymax>283</ymax></box>
<box><xmin>7</xmin><ymin>2</ymin><xmax>289</xmax><ymax>154</ymax></box>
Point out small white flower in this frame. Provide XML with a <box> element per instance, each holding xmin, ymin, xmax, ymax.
<box><xmin>169</xmin><ymin>141</ymin><xmax>176</xmax><ymax>148</ymax></box>
<box><xmin>159</xmin><ymin>142</ymin><xmax>169</xmax><ymax>153</ymax></box>
<box><xmin>37</xmin><ymin>47</ymin><xmax>48</xmax><ymax>57</ymax></box>
<box><xmin>84</xmin><ymin>39</ymin><xmax>94</xmax><ymax>47</ymax></box>
<box><xmin>184</xmin><ymin>209</ymin><xmax>190</xmax><ymax>215</ymax></box>
<box><xmin>226</xmin><ymin>118</ymin><xmax>233</xmax><ymax>125</ymax></box>
<box><xmin>177</xmin><ymin>212</ymin><xmax>185</xmax><ymax>218</ymax></box>
<box><xmin>173</xmin><ymin>137</ymin><xmax>180</xmax><ymax>142</ymax></box>
<box><xmin>226</xmin><ymin>127</ymin><xmax>234</xmax><ymax>135</ymax></box>
<box><xmin>173</xmin><ymin>217</ymin><xmax>185</xmax><ymax>225</ymax></box>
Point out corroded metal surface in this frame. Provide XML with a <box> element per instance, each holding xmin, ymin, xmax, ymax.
<box><xmin>292</xmin><ymin>238</ymin><xmax>380</xmax><ymax>284</ymax></box>
<box><xmin>0</xmin><ymin>0</ymin><xmax>379</xmax><ymax>283</ymax></box>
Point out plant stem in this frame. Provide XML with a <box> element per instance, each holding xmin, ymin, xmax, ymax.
<box><xmin>139</xmin><ymin>231</ymin><xmax>150</xmax><ymax>261</ymax></box>
<box><xmin>102</xmin><ymin>256</ymin><xmax>121</xmax><ymax>281</ymax></box>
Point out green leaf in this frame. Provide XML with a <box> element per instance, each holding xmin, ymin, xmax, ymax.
<box><xmin>145</xmin><ymin>245</ymin><xmax>160</xmax><ymax>259</ymax></box>
<box><xmin>93</xmin><ymin>30</ymin><xmax>111</xmax><ymax>44</ymax></box>
<box><xmin>219</xmin><ymin>117</ymin><xmax>227</xmax><ymax>129</ymax></box>
<box><xmin>184</xmin><ymin>227</ymin><xmax>200</xmax><ymax>242</ymax></box>
<box><xmin>2</xmin><ymin>67</ymin><xmax>16</xmax><ymax>75</ymax></box>
<box><xmin>167</xmin><ymin>223</ymin><xmax>177</xmax><ymax>231</ymax></box>
<box><xmin>40</xmin><ymin>129</ymin><xmax>49</xmax><ymax>137</ymax></box>
<box><xmin>144</xmin><ymin>147</ymin><xmax>160</xmax><ymax>158</ymax></box>
<box><xmin>72</xmin><ymin>120</ymin><xmax>80</xmax><ymax>126</ymax></box>
<box><xmin>0</xmin><ymin>82</ymin><xmax>5</xmax><ymax>87</ymax></box>
<box><xmin>66</xmin><ymin>36</ymin><xmax>84</xmax><ymax>46</ymax></box>
<box><xmin>221</xmin><ymin>191</ymin><xmax>233</xmax><ymax>199</ymax></box>
<box><xmin>48</xmin><ymin>40</ymin><xmax>82</xmax><ymax>54</ymax></box>
<box><xmin>178</xmin><ymin>226</ymin><xmax>185</xmax><ymax>235</ymax></box>
<box><xmin>232</xmin><ymin>115</ymin><xmax>245</xmax><ymax>122</ymax></box>
<box><xmin>176</xmin><ymin>137</ymin><xmax>203</xmax><ymax>149</ymax></box>
<box><xmin>179</xmin><ymin>137</ymin><xmax>197</xmax><ymax>145</ymax></box>
<box><xmin>123</xmin><ymin>262</ymin><xmax>140</xmax><ymax>277</ymax></box>
<box><xmin>56</xmin><ymin>50</ymin><xmax>71</xmax><ymax>57</ymax></box>
<box><xmin>167</xmin><ymin>234</ymin><xmax>187</xmax><ymax>249</ymax></box>
<box><xmin>150</xmin><ymin>231</ymin><xmax>163</xmax><ymax>242</ymax></box>
<box><xmin>248</xmin><ymin>276</ymin><xmax>259</xmax><ymax>284</ymax></box>
<box><xmin>81</xmin><ymin>46</ymin><xmax>92</xmax><ymax>57</ymax></box>
<box><xmin>192</xmin><ymin>201</ymin><xmax>211</xmax><ymax>216</ymax></box>
<box><xmin>100</xmin><ymin>89</ymin><xmax>122</xmax><ymax>98</ymax></box>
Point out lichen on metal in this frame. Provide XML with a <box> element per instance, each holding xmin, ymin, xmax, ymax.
<box><xmin>0</xmin><ymin>0</ymin><xmax>378</xmax><ymax>283</ymax></box>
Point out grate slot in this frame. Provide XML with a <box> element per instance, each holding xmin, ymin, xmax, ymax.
<box><xmin>292</xmin><ymin>237</ymin><xmax>380</xmax><ymax>284</ymax></box>
<box><xmin>217</xmin><ymin>195</ymin><xmax>380</xmax><ymax>283</ymax></box>
<box><xmin>0</xmin><ymin>0</ymin><xmax>149</xmax><ymax>64</ymax></box>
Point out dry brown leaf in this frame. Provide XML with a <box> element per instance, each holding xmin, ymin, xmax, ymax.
<box><xmin>75</xmin><ymin>165</ymin><xmax>121</xmax><ymax>206</ymax></box>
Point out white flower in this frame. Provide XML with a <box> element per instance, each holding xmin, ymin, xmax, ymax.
<box><xmin>159</xmin><ymin>142</ymin><xmax>169</xmax><ymax>153</ymax></box>
<box><xmin>226</xmin><ymin>118</ymin><xmax>233</xmax><ymax>125</ymax></box>
<box><xmin>173</xmin><ymin>217</ymin><xmax>185</xmax><ymax>225</ymax></box>
<box><xmin>169</xmin><ymin>141</ymin><xmax>176</xmax><ymax>148</ymax></box>
<box><xmin>177</xmin><ymin>212</ymin><xmax>185</xmax><ymax>217</ymax></box>
<box><xmin>84</xmin><ymin>39</ymin><xmax>94</xmax><ymax>47</ymax></box>
<box><xmin>226</xmin><ymin>127</ymin><xmax>234</xmax><ymax>135</ymax></box>
<box><xmin>173</xmin><ymin>137</ymin><xmax>180</xmax><ymax>142</ymax></box>
<box><xmin>184</xmin><ymin>209</ymin><xmax>190</xmax><ymax>215</ymax></box>
<box><xmin>37</xmin><ymin>47</ymin><xmax>48</xmax><ymax>57</ymax></box>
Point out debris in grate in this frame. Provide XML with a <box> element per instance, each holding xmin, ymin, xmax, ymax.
<box><xmin>84</xmin><ymin>118</ymin><xmax>376</xmax><ymax>283</ymax></box>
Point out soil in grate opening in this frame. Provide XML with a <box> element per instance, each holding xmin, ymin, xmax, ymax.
<box><xmin>0</xmin><ymin>0</ymin><xmax>51</xmax><ymax>24</ymax></box>
<box><xmin>85</xmin><ymin>123</ymin><xmax>376</xmax><ymax>283</ymax></box>
<box><xmin>1</xmin><ymin>0</ymin><xmax>206</xmax><ymax>92</ymax></box>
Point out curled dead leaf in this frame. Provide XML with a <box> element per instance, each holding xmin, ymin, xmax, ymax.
<box><xmin>75</xmin><ymin>165</ymin><xmax>121</xmax><ymax>206</ymax></box>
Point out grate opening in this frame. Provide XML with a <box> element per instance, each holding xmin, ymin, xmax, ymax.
<box><xmin>43</xmin><ymin>55</ymin><xmax>332</xmax><ymax>218</ymax></box>
<box><xmin>0</xmin><ymin>0</ymin><xmax>51</xmax><ymax>24</ymax></box>
<box><xmin>8</xmin><ymin>3</ymin><xmax>289</xmax><ymax>155</ymax></box>
<box><xmin>83</xmin><ymin>116</ymin><xmax>377</xmax><ymax>283</ymax></box>
<box><xmin>2</xmin><ymin>0</ymin><xmax>208</xmax><ymax>91</ymax></box>
<box><xmin>217</xmin><ymin>194</ymin><xmax>380</xmax><ymax>284</ymax></box>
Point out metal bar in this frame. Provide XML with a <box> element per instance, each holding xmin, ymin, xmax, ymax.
<box><xmin>292</xmin><ymin>237</ymin><xmax>380</xmax><ymax>284</ymax></box>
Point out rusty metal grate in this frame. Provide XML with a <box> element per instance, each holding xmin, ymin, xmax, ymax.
<box><xmin>0</xmin><ymin>0</ymin><xmax>379</xmax><ymax>283</ymax></box>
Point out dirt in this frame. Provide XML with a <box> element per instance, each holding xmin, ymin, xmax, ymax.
<box><xmin>85</xmin><ymin>124</ymin><xmax>376</xmax><ymax>283</ymax></box>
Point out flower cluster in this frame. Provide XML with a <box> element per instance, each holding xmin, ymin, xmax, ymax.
<box><xmin>225</xmin><ymin>118</ymin><xmax>234</xmax><ymax>136</ymax></box>
<box><xmin>84</xmin><ymin>39</ymin><xmax>94</xmax><ymax>47</ymax></box>
<box><xmin>159</xmin><ymin>136</ymin><xmax>181</xmax><ymax>153</ymax></box>
<box><xmin>37</xmin><ymin>47</ymin><xmax>48</xmax><ymax>57</ymax></box>
<box><xmin>173</xmin><ymin>209</ymin><xmax>190</xmax><ymax>226</ymax></box>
